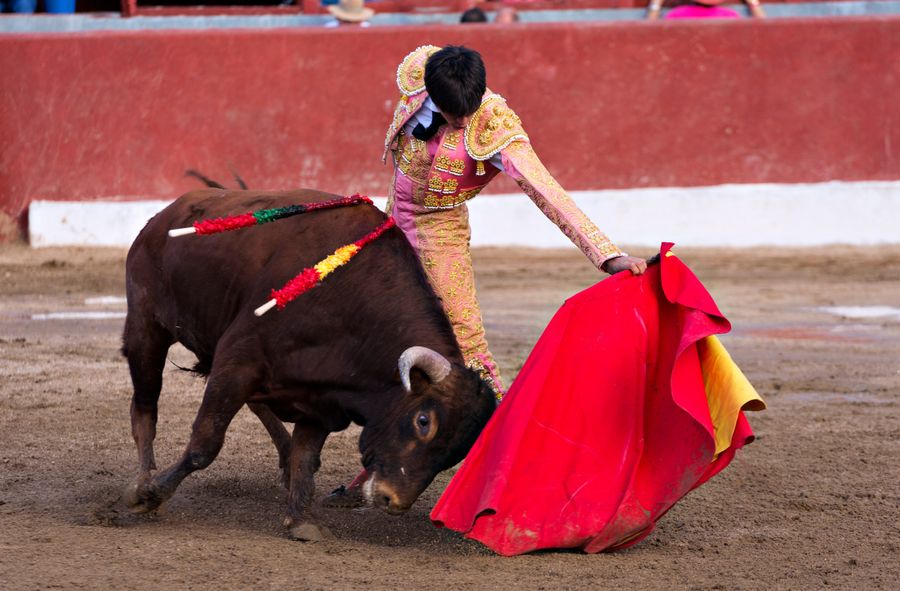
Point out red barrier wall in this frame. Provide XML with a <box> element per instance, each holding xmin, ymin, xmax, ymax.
<box><xmin>1</xmin><ymin>17</ymin><xmax>898</xmax><ymax>240</ymax></box>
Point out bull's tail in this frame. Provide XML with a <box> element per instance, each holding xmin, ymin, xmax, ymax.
<box><xmin>185</xmin><ymin>168</ymin><xmax>248</xmax><ymax>190</ymax></box>
<box><xmin>166</xmin><ymin>357</ymin><xmax>211</xmax><ymax>377</ymax></box>
<box><xmin>228</xmin><ymin>165</ymin><xmax>248</xmax><ymax>190</ymax></box>
<box><xmin>185</xmin><ymin>169</ymin><xmax>226</xmax><ymax>189</ymax></box>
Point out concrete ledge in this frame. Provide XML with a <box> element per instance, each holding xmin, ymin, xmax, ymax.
<box><xmin>550</xmin><ymin>181</ymin><xmax>900</xmax><ymax>248</ymax></box>
<box><xmin>27</xmin><ymin>180</ymin><xmax>900</xmax><ymax>248</ymax></box>
<box><xmin>29</xmin><ymin>200</ymin><xmax>172</xmax><ymax>248</ymax></box>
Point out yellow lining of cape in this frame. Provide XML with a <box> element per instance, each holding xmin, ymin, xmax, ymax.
<box><xmin>698</xmin><ymin>335</ymin><xmax>766</xmax><ymax>456</ymax></box>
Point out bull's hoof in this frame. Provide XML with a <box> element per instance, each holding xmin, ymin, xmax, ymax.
<box><xmin>286</xmin><ymin>521</ymin><xmax>331</xmax><ymax>542</ymax></box>
<box><xmin>122</xmin><ymin>479</ymin><xmax>164</xmax><ymax>514</ymax></box>
<box><xmin>320</xmin><ymin>484</ymin><xmax>365</xmax><ymax>509</ymax></box>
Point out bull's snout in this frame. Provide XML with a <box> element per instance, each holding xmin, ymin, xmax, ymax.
<box><xmin>364</xmin><ymin>475</ymin><xmax>413</xmax><ymax>516</ymax></box>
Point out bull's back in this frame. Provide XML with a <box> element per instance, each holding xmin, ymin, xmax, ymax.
<box><xmin>126</xmin><ymin>189</ymin><xmax>393</xmax><ymax>357</ymax></box>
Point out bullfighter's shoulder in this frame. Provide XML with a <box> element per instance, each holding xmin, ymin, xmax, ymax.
<box><xmin>396</xmin><ymin>45</ymin><xmax>441</xmax><ymax>97</ymax></box>
<box><xmin>464</xmin><ymin>94</ymin><xmax>529</xmax><ymax>161</ymax></box>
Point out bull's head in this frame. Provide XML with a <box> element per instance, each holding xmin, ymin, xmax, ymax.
<box><xmin>358</xmin><ymin>346</ymin><xmax>496</xmax><ymax>515</ymax></box>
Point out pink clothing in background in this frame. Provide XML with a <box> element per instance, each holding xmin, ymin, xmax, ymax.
<box><xmin>665</xmin><ymin>4</ymin><xmax>740</xmax><ymax>18</ymax></box>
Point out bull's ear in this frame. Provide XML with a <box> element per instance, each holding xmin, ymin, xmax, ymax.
<box><xmin>398</xmin><ymin>346</ymin><xmax>451</xmax><ymax>393</ymax></box>
<box><xmin>394</xmin><ymin>364</ymin><xmax>431</xmax><ymax>395</ymax></box>
<box><xmin>407</xmin><ymin>368</ymin><xmax>432</xmax><ymax>396</ymax></box>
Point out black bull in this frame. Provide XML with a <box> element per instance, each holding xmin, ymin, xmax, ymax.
<box><xmin>121</xmin><ymin>189</ymin><xmax>495</xmax><ymax>539</ymax></box>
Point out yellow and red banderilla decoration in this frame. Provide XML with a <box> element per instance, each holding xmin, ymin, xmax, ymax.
<box><xmin>252</xmin><ymin>217</ymin><xmax>395</xmax><ymax>316</ymax></box>
<box><xmin>168</xmin><ymin>194</ymin><xmax>395</xmax><ymax>317</ymax></box>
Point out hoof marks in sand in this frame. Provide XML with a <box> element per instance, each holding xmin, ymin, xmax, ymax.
<box><xmin>286</xmin><ymin>521</ymin><xmax>332</xmax><ymax>542</ymax></box>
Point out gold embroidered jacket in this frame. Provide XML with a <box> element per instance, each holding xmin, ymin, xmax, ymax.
<box><xmin>385</xmin><ymin>45</ymin><xmax>623</xmax><ymax>269</ymax></box>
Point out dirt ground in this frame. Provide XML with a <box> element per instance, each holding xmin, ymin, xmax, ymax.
<box><xmin>1</xmin><ymin>244</ymin><xmax>898</xmax><ymax>590</ymax></box>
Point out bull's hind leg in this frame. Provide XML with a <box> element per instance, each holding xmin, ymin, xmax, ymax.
<box><xmin>122</xmin><ymin>316</ymin><xmax>173</xmax><ymax>488</ymax></box>
<box><xmin>247</xmin><ymin>402</ymin><xmax>292</xmax><ymax>489</ymax></box>
<box><xmin>284</xmin><ymin>422</ymin><xmax>329</xmax><ymax>541</ymax></box>
<box><xmin>124</xmin><ymin>361</ymin><xmax>259</xmax><ymax>513</ymax></box>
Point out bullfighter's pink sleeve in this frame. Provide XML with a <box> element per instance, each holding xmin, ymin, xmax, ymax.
<box><xmin>500</xmin><ymin>141</ymin><xmax>624</xmax><ymax>270</ymax></box>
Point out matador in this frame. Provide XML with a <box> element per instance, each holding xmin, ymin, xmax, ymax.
<box><xmin>384</xmin><ymin>45</ymin><xmax>647</xmax><ymax>397</ymax></box>
<box><xmin>324</xmin><ymin>45</ymin><xmax>646</xmax><ymax>505</ymax></box>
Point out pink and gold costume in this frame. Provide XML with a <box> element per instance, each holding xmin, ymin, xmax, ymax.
<box><xmin>384</xmin><ymin>46</ymin><xmax>624</xmax><ymax>397</ymax></box>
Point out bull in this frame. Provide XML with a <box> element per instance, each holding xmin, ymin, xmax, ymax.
<box><xmin>121</xmin><ymin>189</ymin><xmax>496</xmax><ymax>539</ymax></box>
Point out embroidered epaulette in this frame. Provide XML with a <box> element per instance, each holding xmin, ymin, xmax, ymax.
<box><xmin>396</xmin><ymin>45</ymin><xmax>441</xmax><ymax>97</ymax></box>
<box><xmin>464</xmin><ymin>94</ymin><xmax>529</xmax><ymax>161</ymax></box>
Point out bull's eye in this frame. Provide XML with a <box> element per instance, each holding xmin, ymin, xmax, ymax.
<box><xmin>413</xmin><ymin>410</ymin><xmax>437</xmax><ymax>442</ymax></box>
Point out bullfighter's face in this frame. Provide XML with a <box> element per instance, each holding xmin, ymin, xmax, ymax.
<box><xmin>358</xmin><ymin>363</ymin><xmax>495</xmax><ymax>515</ymax></box>
<box><xmin>440</xmin><ymin>110</ymin><xmax>472</xmax><ymax>131</ymax></box>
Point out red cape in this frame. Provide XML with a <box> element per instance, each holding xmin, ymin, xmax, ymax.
<box><xmin>431</xmin><ymin>243</ymin><xmax>764</xmax><ymax>555</ymax></box>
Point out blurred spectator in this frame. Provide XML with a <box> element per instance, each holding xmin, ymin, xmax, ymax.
<box><xmin>460</xmin><ymin>7</ymin><xmax>488</xmax><ymax>23</ymax></box>
<box><xmin>648</xmin><ymin>0</ymin><xmax>764</xmax><ymax>19</ymax></box>
<box><xmin>325</xmin><ymin>0</ymin><xmax>374</xmax><ymax>27</ymax></box>
<box><xmin>666</xmin><ymin>0</ymin><xmax>739</xmax><ymax>19</ymax></box>
<box><xmin>4</xmin><ymin>0</ymin><xmax>37</xmax><ymax>12</ymax></box>
<box><xmin>494</xmin><ymin>6</ymin><xmax>519</xmax><ymax>23</ymax></box>
<box><xmin>745</xmin><ymin>0</ymin><xmax>765</xmax><ymax>18</ymax></box>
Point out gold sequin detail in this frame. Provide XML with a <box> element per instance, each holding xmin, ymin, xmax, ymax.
<box><xmin>443</xmin><ymin>131</ymin><xmax>461</xmax><ymax>150</ymax></box>
<box><xmin>435</xmin><ymin>154</ymin><xmax>451</xmax><ymax>173</ymax></box>
<box><xmin>410</xmin><ymin>204</ymin><xmax>506</xmax><ymax>398</ymax></box>
<box><xmin>422</xmin><ymin>187</ymin><xmax>483</xmax><ymax>209</ymax></box>
<box><xmin>458</xmin><ymin>188</ymin><xmax>481</xmax><ymax>200</ymax></box>
<box><xmin>464</xmin><ymin>94</ymin><xmax>529</xmax><ymax>161</ymax></box>
<box><xmin>384</xmin><ymin>93</ymin><xmax>428</xmax><ymax>161</ymax></box>
<box><xmin>467</xmin><ymin>358</ymin><xmax>504</xmax><ymax>400</ymax></box>
<box><xmin>395</xmin><ymin>133</ymin><xmax>431</xmax><ymax>181</ymax></box>
<box><xmin>396</xmin><ymin>45</ymin><xmax>439</xmax><ymax>97</ymax></box>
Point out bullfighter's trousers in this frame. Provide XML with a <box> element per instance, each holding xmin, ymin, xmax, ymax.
<box><xmin>392</xmin><ymin>198</ymin><xmax>505</xmax><ymax>399</ymax></box>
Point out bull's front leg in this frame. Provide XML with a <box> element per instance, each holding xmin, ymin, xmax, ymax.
<box><xmin>284</xmin><ymin>421</ymin><xmax>329</xmax><ymax>541</ymax></box>
<box><xmin>123</xmin><ymin>363</ymin><xmax>255</xmax><ymax>514</ymax></box>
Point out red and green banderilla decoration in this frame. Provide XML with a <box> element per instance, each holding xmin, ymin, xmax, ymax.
<box><xmin>168</xmin><ymin>194</ymin><xmax>395</xmax><ymax>317</ymax></box>
<box><xmin>167</xmin><ymin>194</ymin><xmax>373</xmax><ymax>237</ymax></box>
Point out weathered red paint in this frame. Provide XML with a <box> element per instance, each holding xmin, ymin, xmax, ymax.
<box><xmin>1</xmin><ymin>17</ymin><xmax>898</xmax><ymax>240</ymax></box>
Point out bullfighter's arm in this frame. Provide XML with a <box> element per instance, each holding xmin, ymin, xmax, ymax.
<box><xmin>499</xmin><ymin>140</ymin><xmax>626</xmax><ymax>271</ymax></box>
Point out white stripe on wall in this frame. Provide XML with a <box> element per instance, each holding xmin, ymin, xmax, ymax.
<box><xmin>28</xmin><ymin>181</ymin><xmax>900</xmax><ymax>248</ymax></box>
<box><xmin>29</xmin><ymin>200</ymin><xmax>173</xmax><ymax>248</ymax></box>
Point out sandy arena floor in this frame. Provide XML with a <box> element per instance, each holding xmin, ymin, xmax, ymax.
<box><xmin>1</xmin><ymin>244</ymin><xmax>898</xmax><ymax>590</ymax></box>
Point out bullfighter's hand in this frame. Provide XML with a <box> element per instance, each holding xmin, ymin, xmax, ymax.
<box><xmin>602</xmin><ymin>255</ymin><xmax>647</xmax><ymax>276</ymax></box>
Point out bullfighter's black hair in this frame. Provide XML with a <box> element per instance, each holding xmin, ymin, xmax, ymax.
<box><xmin>424</xmin><ymin>46</ymin><xmax>487</xmax><ymax>118</ymax></box>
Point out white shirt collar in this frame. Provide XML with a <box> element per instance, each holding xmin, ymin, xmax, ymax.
<box><xmin>403</xmin><ymin>96</ymin><xmax>440</xmax><ymax>135</ymax></box>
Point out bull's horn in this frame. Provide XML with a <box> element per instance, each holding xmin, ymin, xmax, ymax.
<box><xmin>398</xmin><ymin>346</ymin><xmax>452</xmax><ymax>392</ymax></box>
